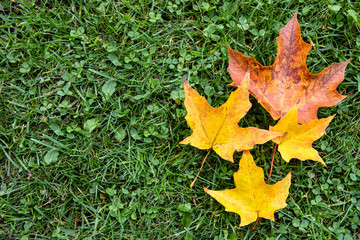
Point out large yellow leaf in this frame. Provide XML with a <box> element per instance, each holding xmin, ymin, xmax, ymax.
<box><xmin>204</xmin><ymin>151</ymin><xmax>291</xmax><ymax>226</ymax></box>
<box><xmin>269</xmin><ymin>107</ymin><xmax>335</xmax><ymax>165</ymax></box>
<box><xmin>180</xmin><ymin>71</ymin><xmax>283</xmax><ymax>163</ymax></box>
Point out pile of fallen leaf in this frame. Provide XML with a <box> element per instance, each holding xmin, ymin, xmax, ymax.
<box><xmin>180</xmin><ymin>13</ymin><xmax>349</xmax><ymax>227</ymax></box>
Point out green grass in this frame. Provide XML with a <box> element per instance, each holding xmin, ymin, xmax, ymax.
<box><xmin>0</xmin><ymin>0</ymin><xmax>359</xmax><ymax>239</ymax></box>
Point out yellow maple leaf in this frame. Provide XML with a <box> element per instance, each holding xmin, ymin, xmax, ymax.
<box><xmin>269</xmin><ymin>107</ymin><xmax>335</xmax><ymax>165</ymax></box>
<box><xmin>205</xmin><ymin>151</ymin><xmax>291</xmax><ymax>226</ymax></box>
<box><xmin>180</xmin><ymin>70</ymin><xmax>283</xmax><ymax>163</ymax></box>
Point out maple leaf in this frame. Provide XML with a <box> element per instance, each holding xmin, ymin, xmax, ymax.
<box><xmin>227</xmin><ymin>13</ymin><xmax>349</xmax><ymax>124</ymax></box>
<box><xmin>204</xmin><ymin>150</ymin><xmax>291</xmax><ymax>227</ymax></box>
<box><xmin>180</xmin><ymin>70</ymin><xmax>283</xmax><ymax>163</ymax></box>
<box><xmin>269</xmin><ymin>107</ymin><xmax>335</xmax><ymax>166</ymax></box>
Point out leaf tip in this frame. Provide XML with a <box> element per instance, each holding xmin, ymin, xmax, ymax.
<box><xmin>287</xmin><ymin>170</ymin><xmax>292</xmax><ymax>179</ymax></box>
<box><xmin>182</xmin><ymin>76</ymin><xmax>192</xmax><ymax>91</ymax></box>
<box><xmin>319</xmin><ymin>159</ymin><xmax>327</xmax><ymax>167</ymax></box>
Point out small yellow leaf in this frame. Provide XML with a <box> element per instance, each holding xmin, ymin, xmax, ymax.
<box><xmin>269</xmin><ymin>107</ymin><xmax>335</xmax><ymax>165</ymax></box>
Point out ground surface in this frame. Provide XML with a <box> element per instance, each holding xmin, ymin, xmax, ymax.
<box><xmin>0</xmin><ymin>0</ymin><xmax>359</xmax><ymax>239</ymax></box>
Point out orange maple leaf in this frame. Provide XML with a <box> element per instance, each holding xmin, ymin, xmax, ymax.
<box><xmin>204</xmin><ymin>150</ymin><xmax>291</xmax><ymax>227</ymax></box>
<box><xmin>269</xmin><ymin>107</ymin><xmax>335</xmax><ymax>166</ymax></box>
<box><xmin>227</xmin><ymin>13</ymin><xmax>349</xmax><ymax>124</ymax></box>
<box><xmin>180</xmin><ymin>71</ymin><xmax>283</xmax><ymax>163</ymax></box>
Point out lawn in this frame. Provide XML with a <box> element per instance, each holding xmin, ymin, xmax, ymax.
<box><xmin>0</xmin><ymin>0</ymin><xmax>359</xmax><ymax>239</ymax></box>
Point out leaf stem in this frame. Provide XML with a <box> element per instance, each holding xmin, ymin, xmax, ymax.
<box><xmin>252</xmin><ymin>211</ymin><xmax>260</xmax><ymax>230</ymax></box>
<box><xmin>190</xmin><ymin>149</ymin><xmax>211</xmax><ymax>188</ymax></box>
<box><xmin>268</xmin><ymin>143</ymin><xmax>278</xmax><ymax>182</ymax></box>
